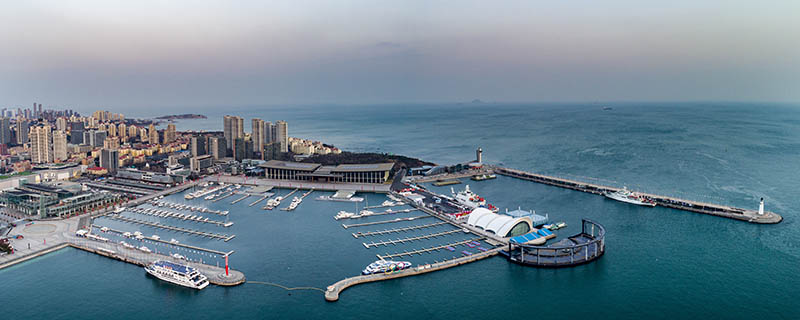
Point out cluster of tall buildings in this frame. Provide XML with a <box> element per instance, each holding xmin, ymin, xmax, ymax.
<box><xmin>0</xmin><ymin>103</ymin><xmax>191</xmax><ymax>177</ymax></box>
<box><xmin>217</xmin><ymin>116</ymin><xmax>288</xmax><ymax>161</ymax></box>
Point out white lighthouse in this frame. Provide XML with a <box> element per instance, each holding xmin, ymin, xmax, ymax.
<box><xmin>476</xmin><ymin>147</ymin><xmax>483</xmax><ymax>163</ymax></box>
<box><xmin>758</xmin><ymin>198</ymin><xmax>764</xmax><ymax>215</ymax></box>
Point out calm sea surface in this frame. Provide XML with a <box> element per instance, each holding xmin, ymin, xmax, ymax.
<box><xmin>2</xmin><ymin>103</ymin><xmax>799</xmax><ymax>319</ymax></box>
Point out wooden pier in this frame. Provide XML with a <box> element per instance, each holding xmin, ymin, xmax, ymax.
<box><xmin>362</xmin><ymin>229</ymin><xmax>463</xmax><ymax>248</ymax></box>
<box><xmin>493</xmin><ymin>166</ymin><xmax>783</xmax><ymax>224</ymax></box>
<box><xmin>106</xmin><ymin>215</ymin><xmax>236</xmax><ymax>241</ymax></box>
<box><xmin>325</xmin><ymin>246</ymin><xmax>502</xmax><ymax>302</ymax></box>
<box><xmin>342</xmin><ymin>215</ymin><xmax>433</xmax><ymax>229</ymax></box>
<box><xmin>352</xmin><ymin>222</ymin><xmax>449</xmax><ymax>238</ymax></box>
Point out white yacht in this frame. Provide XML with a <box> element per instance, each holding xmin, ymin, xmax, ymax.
<box><xmin>604</xmin><ymin>187</ymin><xmax>656</xmax><ymax>207</ymax></box>
<box><xmin>334</xmin><ymin>210</ymin><xmax>355</xmax><ymax>220</ymax></box>
<box><xmin>145</xmin><ymin>260</ymin><xmax>209</xmax><ymax>290</ymax></box>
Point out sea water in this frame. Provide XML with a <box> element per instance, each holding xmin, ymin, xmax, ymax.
<box><xmin>2</xmin><ymin>102</ymin><xmax>799</xmax><ymax>319</ymax></box>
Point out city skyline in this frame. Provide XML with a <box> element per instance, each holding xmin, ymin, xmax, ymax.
<box><xmin>1</xmin><ymin>1</ymin><xmax>799</xmax><ymax>110</ymax></box>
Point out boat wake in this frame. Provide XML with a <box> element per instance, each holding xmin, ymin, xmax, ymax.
<box><xmin>246</xmin><ymin>281</ymin><xmax>326</xmax><ymax>293</ymax></box>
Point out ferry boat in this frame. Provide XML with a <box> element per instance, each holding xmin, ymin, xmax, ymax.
<box><xmin>362</xmin><ymin>260</ymin><xmax>412</xmax><ymax>275</ymax></box>
<box><xmin>145</xmin><ymin>260</ymin><xmax>209</xmax><ymax>290</ymax></box>
<box><xmin>604</xmin><ymin>187</ymin><xmax>656</xmax><ymax>207</ymax></box>
<box><xmin>451</xmin><ymin>185</ymin><xmax>487</xmax><ymax>209</ymax></box>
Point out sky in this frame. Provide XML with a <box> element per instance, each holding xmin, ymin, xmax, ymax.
<box><xmin>1</xmin><ymin>1</ymin><xmax>799</xmax><ymax>111</ymax></box>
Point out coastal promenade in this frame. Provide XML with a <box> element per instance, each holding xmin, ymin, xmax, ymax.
<box><xmin>492</xmin><ymin>166</ymin><xmax>782</xmax><ymax>224</ymax></box>
<box><xmin>413</xmin><ymin>165</ymin><xmax>781</xmax><ymax>224</ymax></box>
<box><xmin>325</xmin><ymin>247</ymin><xmax>503</xmax><ymax>302</ymax></box>
<box><xmin>205</xmin><ymin>175</ymin><xmax>391</xmax><ymax>193</ymax></box>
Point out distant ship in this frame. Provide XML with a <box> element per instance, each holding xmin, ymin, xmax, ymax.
<box><xmin>362</xmin><ymin>260</ymin><xmax>412</xmax><ymax>275</ymax></box>
<box><xmin>145</xmin><ymin>260</ymin><xmax>209</xmax><ymax>290</ymax></box>
<box><xmin>604</xmin><ymin>187</ymin><xmax>655</xmax><ymax>207</ymax></box>
<box><xmin>602</xmin><ymin>106</ymin><xmax>613</xmax><ymax>111</ymax></box>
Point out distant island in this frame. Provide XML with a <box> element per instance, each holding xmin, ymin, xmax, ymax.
<box><xmin>155</xmin><ymin>114</ymin><xmax>207</xmax><ymax>120</ymax></box>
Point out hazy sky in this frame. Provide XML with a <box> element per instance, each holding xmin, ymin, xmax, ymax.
<box><xmin>1</xmin><ymin>1</ymin><xmax>799</xmax><ymax>110</ymax></box>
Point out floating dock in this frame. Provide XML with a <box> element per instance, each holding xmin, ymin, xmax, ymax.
<box><xmin>231</xmin><ymin>194</ymin><xmax>250</xmax><ymax>204</ymax></box>
<box><xmin>376</xmin><ymin>237</ymin><xmax>485</xmax><ymax>260</ymax></box>
<box><xmin>342</xmin><ymin>215</ymin><xmax>433</xmax><ymax>229</ymax></box>
<box><xmin>362</xmin><ymin>229</ymin><xmax>464</xmax><ymax>248</ymax></box>
<box><xmin>336</xmin><ymin>208</ymin><xmax>418</xmax><ymax>220</ymax></box>
<box><xmin>148</xmin><ymin>200</ymin><xmax>228</xmax><ymax>216</ymax></box>
<box><xmin>212</xmin><ymin>192</ymin><xmax>236</xmax><ymax>203</ymax></box>
<box><xmin>106</xmin><ymin>215</ymin><xmax>236</xmax><ymax>241</ymax></box>
<box><xmin>248</xmin><ymin>193</ymin><xmax>274</xmax><ymax>207</ymax></box>
<box><xmin>92</xmin><ymin>225</ymin><xmax>233</xmax><ymax>256</ymax></box>
<box><xmin>352</xmin><ymin>222</ymin><xmax>449</xmax><ymax>238</ymax></box>
<box><xmin>493</xmin><ymin>166</ymin><xmax>782</xmax><ymax>224</ymax></box>
<box><xmin>126</xmin><ymin>207</ymin><xmax>233</xmax><ymax>227</ymax></box>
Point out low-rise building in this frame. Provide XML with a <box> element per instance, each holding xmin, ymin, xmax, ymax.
<box><xmin>260</xmin><ymin>160</ymin><xmax>394</xmax><ymax>184</ymax></box>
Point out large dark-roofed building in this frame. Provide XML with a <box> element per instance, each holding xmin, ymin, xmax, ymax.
<box><xmin>260</xmin><ymin>160</ymin><xmax>393</xmax><ymax>184</ymax></box>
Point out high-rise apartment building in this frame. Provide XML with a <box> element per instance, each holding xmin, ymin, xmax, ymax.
<box><xmin>100</xmin><ymin>149</ymin><xmax>119</xmax><ymax>175</ymax></box>
<box><xmin>251</xmin><ymin>118</ymin><xmax>265</xmax><ymax>158</ymax></box>
<box><xmin>148</xmin><ymin>124</ymin><xmax>159</xmax><ymax>144</ymax></box>
<box><xmin>30</xmin><ymin>125</ymin><xmax>53</xmax><ymax>163</ymax></box>
<box><xmin>0</xmin><ymin>117</ymin><xmax>10</xmax><ymax>144</ymax></box>
<box><xmin>209</xmin><ymin>136</ymin><xmax>226</xmax><ymax>160</ymax></box>
<box><xmin>165</xmin><ymin>123</ymin><xmax>176</xmax><ymax>143</ymax></box>
<box><xmin>276</xmin><ymin>120</ymin><xmax>288</xmax><ymax>153</ymax></box>
<box><xmin>53</xmin><ymin>130</ymin><xmax>67</xmax><ymax>161</ymax></box>
<box><xmin>16</xmin><ymin>120</ymin><xmax>29</xmax><ymax>144</ymax></box>
<box><xmin>191</xmin><ymin>136</ymin><xmax>206</xmax><ymax>156</ymax></box>
<box><xmin>223</xmin><ymin>115</ymin><xmax>243</xmax><ymax>153</ymax></box>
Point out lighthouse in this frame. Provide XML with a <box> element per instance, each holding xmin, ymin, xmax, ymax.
<box><xmin>476</xmin><ymin>147</ymin><xmax>483</xmax><ymax>163</ymax></box>
<box><xmin>758</xmin><ymin>198</ymin><xmax>764</xmax><ymax>215</ymax></box>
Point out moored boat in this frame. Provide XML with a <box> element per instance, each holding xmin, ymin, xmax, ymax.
<box><xmin>145</xmin><ymin>260</ymin><xmax>208</xmax><ymax>290</ymax></box>
<box><xmin>604</xmin><ymin>187</ymin><xmax>656</xmax><ymax>207</ymax></box>
<box><xmin>362</xmin><ymin>260</ymin><xmax>412</xmax><ymax>275</ymax></box>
